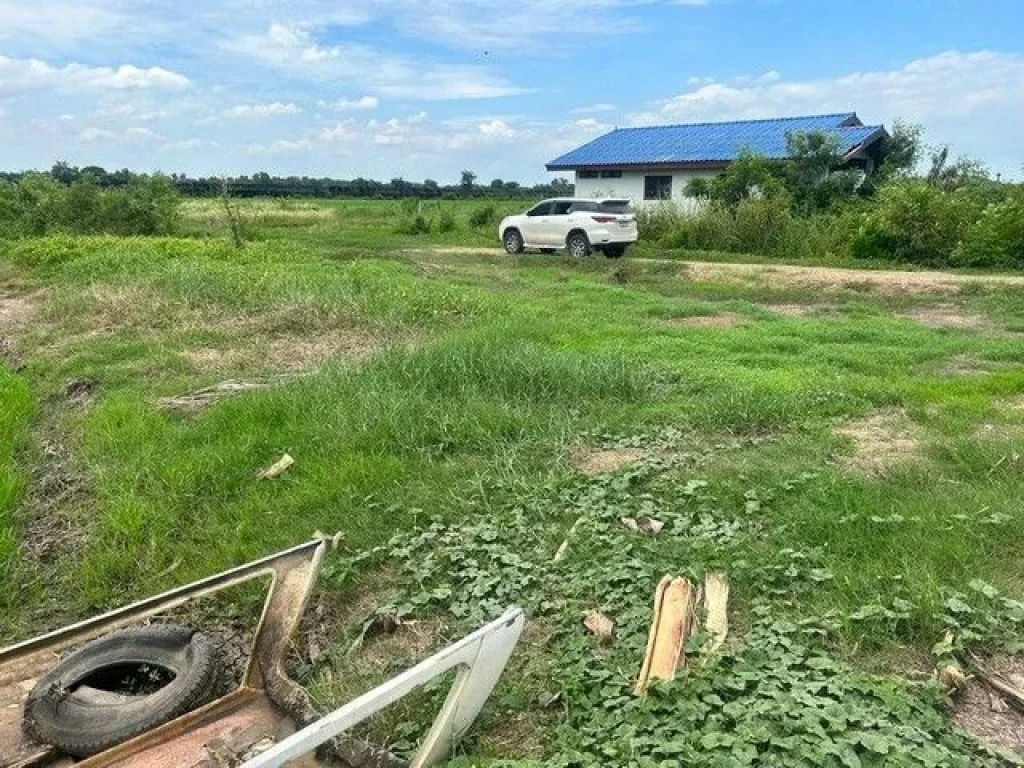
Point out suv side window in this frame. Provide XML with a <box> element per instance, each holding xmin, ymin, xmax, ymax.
<box><xmin>527</xmin><ymin>202</ymin><xmax>553</xmax><ymax>216</ymax></box>
<box><xmin>551</xmin><ymin>201</ymin><xmax>574</xmax><ymax>215</ymax></box>
<box><xmin>569</xmin><ymin>201</ymin><xmax>598</xmax><ymax>213</ymax></box>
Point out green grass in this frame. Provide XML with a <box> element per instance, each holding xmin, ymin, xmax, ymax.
<box><xmin>2</xmin><ymin>205</ymin><xmax>1023</xmax><ymax>765</ymax></box>
<box><xmin>0</xmin><ymin>367</ymin><xmax>32</xmax><ymax>595</ymax></box>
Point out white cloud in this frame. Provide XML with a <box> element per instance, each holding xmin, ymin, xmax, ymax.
<box><xmin>80</xmin><ymin>125</ymin><xmax>162</xmax><ymax>142</ymax></box>
<box><xmin>225</xmin><ymin>102</ymin><xmax>303</xmax><ymax>118</ymax></box>
<box><xmin>246</xmin><ymin>139</ymin><xmax>313</xmax><ymax>154</ymax></box>
<box><xmin>571</xmin><ymin>103</ymin><xmax>617</xmax><ymax>114</ymax></box>
<box><xmin>223</xmin><ymin>23</ymin><xmax>521</xmax><ymax>100</ymax></box>
<box><xmin>0</xmin><ymin>1</ymin><xmax>123</xmax><ymax>43</ymax></box>
<box><xmin>0</xmin><ymin>55</ymin><xmax>190</xmax><ymax>95</ymax></box>
<box><xmin>478</xmin><ymin>118</ymin><xmax>517</xmax><ymax>140</ymax></box>
<box><xmin>319</xmin><ymin>120</ymin><xmax>356</xmax><ymax>141</ymax></box>
<box><xmin>161</xmin><ymin>138</ymin><xmax>214</xmax><ymax>151</ymax></box>
<box><xmin>390</xmin><ymin>0</ymin><xmax>646</xmax><ymax>50</ymax></box>
<box><xmin>321</xmin><ymin>95</ymin><xmax>379</xmax><ymax>111</ymax></box>
<box><xmin>636</xmin><ymin>50</ymin><xmax>1024</xmax><ymax>126</ymax></box>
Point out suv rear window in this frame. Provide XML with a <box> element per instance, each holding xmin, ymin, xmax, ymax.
<box><xmin>599</xmin><ymin>200</ymin><xmax>633</xmax><ymax>214</ymax></box>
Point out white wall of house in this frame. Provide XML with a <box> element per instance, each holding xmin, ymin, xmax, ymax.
<box><xmin>573</xmin><ymin>168</ymin><xmax>718</xmax><ymax>209</ymax></box>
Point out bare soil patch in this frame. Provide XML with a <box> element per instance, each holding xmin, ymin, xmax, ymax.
<box><xmin>571</xmin><ymin>447</ymin><xmax>645</xmax><ymax>474</ymax></box>
<box><xmin>899</xmin><ymin>306</ymin><xmax>989</xmax><ymax>329</ymax></box>
<box><xmin>0</xmin><ymin>291</ymin><xmax>36</xmax><ymax>328</ymax></box>
<box><xmin>953</xmin><ymin>656</ymin><xmax>1024</xmax><ymax>755</ymax></box>
<box><xmin>935</xmin><ymin>355</ymin><xmax>1010</xmax><ymax>378</ymax></box>
<box><xmin>762</xmin><ymin>303</ymin><xmax>822</xmax><ymax>317</ymax></box>
<box><xmin>184</xmin><ymin>330</ymin><xmax>384</xmax><ymax>374</ymax></box>
<box><xmin>835</xmin><ymin>408</ymin><xmax>922</xmax><ymax>476</ymax></box>
<box><xmin>664</xmin><ymin>312</ymin><xmax>746</xmax><ymax>329</ymax></box>
<box><xmin>679</xmin><ymin>261</ymin><xmax>1024</xmax><ymax>295</ymax></box>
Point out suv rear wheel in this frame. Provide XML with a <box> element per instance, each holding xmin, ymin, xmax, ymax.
<box><xmin>503</xmin><ymin>228</ymin><xmax>524</xmax><ymax>254</ymax></box>
<box><xmin>567</xmin><ymin>231</ymin><xmax>590</xmax><ymax>258</ymax></box>
<box><xmin>603</xmin><ymin>244</ymin><xmax>627</xmax><ymax>259</ymax></box>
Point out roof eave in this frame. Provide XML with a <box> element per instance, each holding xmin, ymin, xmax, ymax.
<box><xmin>546</xmin><ymin>160</ymin><xmax>734</xmax><ymax>172</ymax></box>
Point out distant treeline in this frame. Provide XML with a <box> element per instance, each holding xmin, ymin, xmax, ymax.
<box><xmin>0</xmin><ymin>164</ymin><xmax>574</xmax><ymax>200</ymax></box>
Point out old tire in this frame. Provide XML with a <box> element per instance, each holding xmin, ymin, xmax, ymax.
<box><xmin>567</xmin><ymin>231</ymin><xmax>591</xmax><ymax>258</ymax></box>
<box><xmin>24</xmin><ymin>625</ymin><xmax>218</xmax><ymax>757</ymax></box>
<box><xmin>503</xmin><ymin>228</ymin><xmax>524</xmax><ymax>254</ymax></box>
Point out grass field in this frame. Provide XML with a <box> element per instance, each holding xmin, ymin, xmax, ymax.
<box><xmin>2</xmin><ymin>198</ymin><xmax>1023</xmax><ymax>765</ymax></box>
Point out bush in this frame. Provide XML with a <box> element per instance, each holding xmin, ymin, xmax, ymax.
<box><xmin>394</xmin><ymin>213</ymin><xmax>431</xmax><ymax>236</ymax></box>
<box><xmin>468</xmin><ymin>203</ymin><xmax>497</xmax><ymax>229</ymax></box>
<box><xmin>437</xmin><ymin>206</ymin><xmax>457</xmax><ymax>233</ymax></box>
<box><xmin>850</xmin><ymin>180</ymin><xmax>984</xmax><ymax>266</ymax></box>
<box><xmin>955</xmin><ymin>187</ymin><xmax>1024</xmax><ymax>269</ymax></box>
<box><xmin>0</xmin><ymin>173</ymin><xmax>180</xmax><ymax>238</ymax></box>
<box><xmin>636</xmin><ymin>203</ymin><xmax>685</xmax><ymax>242</ymax></box>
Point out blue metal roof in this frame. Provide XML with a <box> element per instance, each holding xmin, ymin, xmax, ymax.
<box><xmin>547</xmin><ymin>113</ymin><xmax>885</xmax><ymax>169</ymax></box>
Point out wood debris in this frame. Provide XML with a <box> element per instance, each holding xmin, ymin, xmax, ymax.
<box><xmin>583</xmin><ymin>610</ymin><xmax>615</xmax><ymax>644</ymax></box>
<box><xmin>634</xmin><ymin>576</ymin><xmax>697</xmax><ymax>696</ymax></box>
<box><xmin>620</xmin><ymin>516</ymin><xmax>665</xmax><ymax>535</ymax></box>
<box><xmin>963</xmin><ymin>652</ymin><xmax>1024</xmax><ymax>713</ymax></box>
<box><xmin>937</xmin><ymin>664</ymin><xmax>969</xmax><ymax>695</ymax></box>
<box><xmin>257</xmin><ymin>453</ymin><xmax>294</xmax><ymax>479</ymax></box>
<box><xmin>553</xmin><ymin>516</ymin><xmax>583</xmax><ymax>562</ymax></box>
<box><xmin>702</xmin><ymin>572</ymin><xmax>729</xmax><ymax>657</ymax></box>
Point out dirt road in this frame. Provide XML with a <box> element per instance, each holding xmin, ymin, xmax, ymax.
<box><xmin>409</xmin><ymin>247</ymin><xmax>1024</xmax><ymax>295</ymax></box>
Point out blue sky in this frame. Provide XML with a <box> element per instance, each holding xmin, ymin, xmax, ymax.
<box><xmin>1</xmin><ymin>0</ymin><xmax>1022</xmax><ymax>182</ymax></box>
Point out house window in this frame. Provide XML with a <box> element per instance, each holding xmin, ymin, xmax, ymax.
<box><xmin>644</xmin><ymin>175</ymin><xmax>673</xmax><ymax>200</ymax></box>
<box><xmin>600</xmin><ymin>170</ymin><xmax>622</xmax><ymax>178</ymax></box>
<box><xmin>578</xmin><ymin>170</ymin><xmax>599</xmax><ymax>179</ymax></box>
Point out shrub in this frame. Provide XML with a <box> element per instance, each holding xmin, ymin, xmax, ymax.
<box><xmin>437</xmin><ymin>206</ymin><xmax>457</xmax><ymax>233</ymax></box>
<box><xmin>394</xmin><ymin>213</ymin><xmax>431</xmax><ymax>235</ymax></box>
<box><xmin>636</xmin><ymin>203</ymin><xmax>685</xmax><ymax>242</ymax></box>
<box><xmin>955</xmin><ymin>187</ymin><xmax>1024</xmax><ymax>269</ymax></box>
<box><xmin>0</xmin><ymin>173</ymin><xmax>180</xmax><ymax>237</ymax></box>
<box><xmin>850</xmin><ymin>180</ymin><xmax>984</xmax><ymax>266</ymax></box>
<box><xmin>468</xmin><ymin>203</ymin><xmax>497</xmax><ymax>229</ymax></box>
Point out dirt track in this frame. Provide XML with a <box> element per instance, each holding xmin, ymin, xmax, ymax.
<box><xmin>410</xmin><ymin>247</ymin><xmax>1024</xmax><ymax>295</ymax></box>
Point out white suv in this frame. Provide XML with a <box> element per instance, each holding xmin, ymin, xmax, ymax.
<box><xmin>498</xmin><ymin>198</ymin><xmax>637</xmax><ymax>258</ymax></box>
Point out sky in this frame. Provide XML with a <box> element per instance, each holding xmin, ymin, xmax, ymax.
<box><xmin>0</xmin><ymin>0</ymin><xmax>1022</xmax><ymax>183</ymax></box>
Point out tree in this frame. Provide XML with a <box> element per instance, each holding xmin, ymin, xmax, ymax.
<box><xmin>460</xmin><ymin>170</ymin><xmax>477</xmax><ymax>190</ymax></box>
<box><xmin>709</xmin><ymin>149</ymin><xmax>784</xmax><ymax>206</ymax></box>
<box><xmin>490</xmin><ymin>178</ymin><xmax>504</xmax><ymax>189</ymax></box>
<box><xmin>784</xmin><ymin>131</ymin><xmax>849</xmax><ymax>213</ymax></box>
<box><xmin>877</xmin><ymin>120</ymin><xmax>923</xmax><ymax>180</ymax></box>
<box><xmin>50</xmin><ymin>161</ymin><xmax>78</xmax><ymax>185</ymax></box>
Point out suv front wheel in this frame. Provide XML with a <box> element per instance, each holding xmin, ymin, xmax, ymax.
<box><xmin>503</xmin><ymin>228</ymin><xmax>524</xmax><ymax>254</ymax></box>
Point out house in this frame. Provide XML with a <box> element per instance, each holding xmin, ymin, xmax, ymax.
<box><xmin>546</xmin><ymin>113</ymin><xmax>887</xmax><ymax>205</ymax></box>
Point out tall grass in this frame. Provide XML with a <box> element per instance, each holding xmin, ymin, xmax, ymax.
<box><xmin>0</xmin><ymin>368</ymin><xmax>32</xmax><ymax>598</ymax></box>
<box><xmin>75</xmin><ymin>335</ymin><xmax>660</xmax><ymax>605</ymax></box>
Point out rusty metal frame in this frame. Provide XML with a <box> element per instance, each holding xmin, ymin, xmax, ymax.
<box><xmin>0</xmin><ymin>538</ymin><xmax>326</xmax><ymax>767</ymax></box>
<box><xmin>1</xmin><ymin>539</ymin><xmax>524</xmax><ymax>768</ymax></box>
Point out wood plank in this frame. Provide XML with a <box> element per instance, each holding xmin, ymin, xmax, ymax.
<box><xmin>634</xmin><ymin>576</ymin><xmax>697</xmax><ymax>696</ymax></box>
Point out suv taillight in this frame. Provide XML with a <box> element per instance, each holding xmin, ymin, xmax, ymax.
<box><xmin>591</xmin><ymin>215</ymin><xmax>616</xmax><ymax>223</ymax></box>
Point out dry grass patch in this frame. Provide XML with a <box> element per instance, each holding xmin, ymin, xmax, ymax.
<box><xmin>663</xmin><ymin>312</ymin><xmax>746</xmax><ymax>329</ymax></box>
<box><xmin>571</xmin><ymin>446</ymin><xmax>644</xmax><ymax>474</ymax></box>
<box><xmin>0</xmin><ymin>291</ymin><xmax>37</xmax><ymax>329</ymax></box>
<box><xmin>899</xmin><ymin>306</ymin><xmax>989</xmax><ymax>329</ymax></box>
<box><xmin>681</xmin><ymin>261</ymin><xmax>1024</xmax><ymax>296</ymax></box>
<box><xmin>835</xmin><ymin>408</ymin><xmax>923</xmax><ymax>476</ymax></box>
<box><xmin>184</xmin><ymin>330</ymin><xmax>383</xmax><ymax>375</ymax></box>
